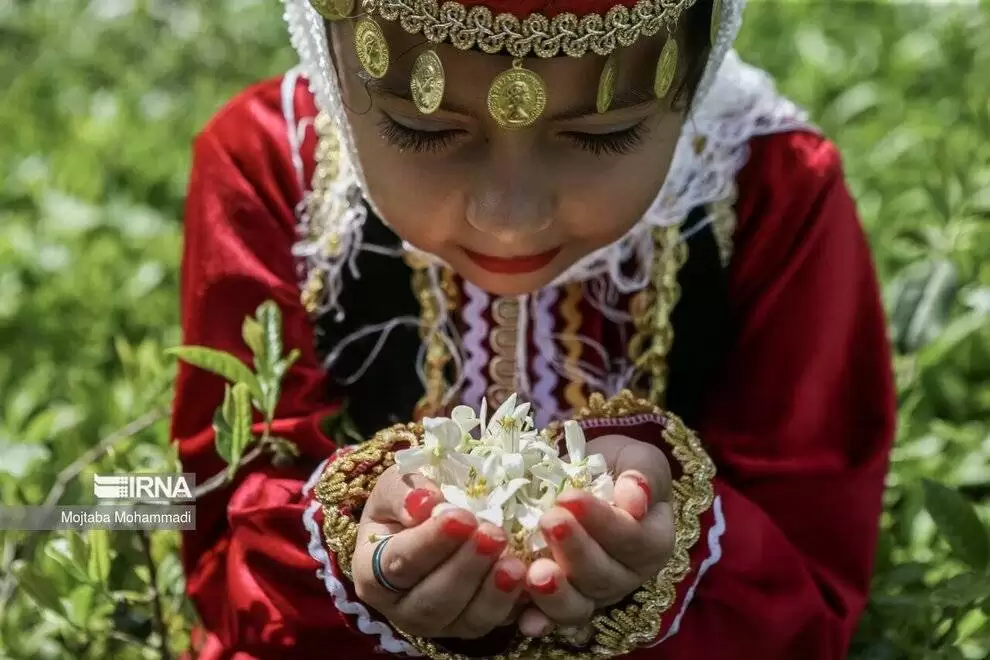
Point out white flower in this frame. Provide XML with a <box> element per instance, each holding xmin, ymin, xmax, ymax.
<box><xmin>559</xmin><ymin>421</ymin><xmax>608</xmax><ymax>485</ymax></box>
<box><xmin>394</xmin><ymin>417</ymin><xmax>473</xmax><ymax>485</ymax></box>
<box><xmin>435</xmin><ymin>454</ymin><xmax>528</xmax><ymax>528</ymax></box>
<box><xmin>513</xmin><ymin>489</ymin><xmax>557</xmax><ymax>553</ymax></box>
<box><xmin>484</xmin><ymin>394</ymin><xmax>537</xmax><ymax>453</ymax></box>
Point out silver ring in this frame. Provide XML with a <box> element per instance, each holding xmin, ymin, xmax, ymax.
<box><xmin>371</xmin><ymin>535</ymin><xmax>405</xmax><ymax>594</ymax></box>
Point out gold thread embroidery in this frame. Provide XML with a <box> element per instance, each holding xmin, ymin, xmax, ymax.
<box><xmin>409</xmin><ymin>262</ymin><xmax>458</xmax><ymax>418</ymax></box>
<box><xmin>628</xmin><ymin>225</ymin><xmax>688</xmax><ymax>406</ymax></box>
<box><xmin>315</xmin><ymin>390</ymin><xmax>716</xmax><ymax>659</ymax></box>
<box><xmin>301</xmin><ymin>112</ymin><xmax>343</xmax><ymax>313</ymax></box>
<box><xmin>362</xmin><ymin>0</ymin><xmax>699</xmax><ymax>60</ymax></box>
<box><xmin>561</xmin><ymin>281</ymin><xmax>586</xmax><ymax>411</ymax></box>
<box><xmin>708</xmin><ymin>183</ymin><xmax>738</xmax><ymax>267</ymax></box>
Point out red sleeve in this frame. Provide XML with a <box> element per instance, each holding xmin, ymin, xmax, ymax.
<box><xmin>647</xmin><ymin>132</ymin><xmax>895</xmax><ymax>658</ymax></box>
<box><xmin>172</xmin><ymin>77</ymin><xmax>401</xmax><ymax>659</ymax></box>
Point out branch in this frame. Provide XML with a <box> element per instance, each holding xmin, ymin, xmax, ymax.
<box><xmin>192</xmin><ymin>444</ymin><xmax>266</xmax><ymax>499</ymax></box>
<box><xmin>44</xmin><ymin>406</ymin><xmax>171</xmax><ymax>509</ymax></box>
<box><xmin>137</xmin><ymin>531</ymin><xmax>172</xmax><ymax>660</ymax></box>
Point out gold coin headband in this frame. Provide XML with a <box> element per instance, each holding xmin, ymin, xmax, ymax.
<box><xmin>313</xmin><ymin>0</ymin><xmax>719</xmax><ymax>128</ymax></box>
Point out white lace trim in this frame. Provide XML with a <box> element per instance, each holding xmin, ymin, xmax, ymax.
<box><xmin>301</xmin><ymin>456</ymin><xmax>422</xmax><ymax>656</ymax></box>
<box><xmin>651</xmin><ymin>494</ymin><xmax>727</xmax><ymax>645</ymax></box>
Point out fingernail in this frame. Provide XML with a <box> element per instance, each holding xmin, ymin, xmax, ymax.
<box><xmin>547</xmin><ymin>522</ymin><xmax>571</xmax><ymax>542</ymax></box>
<box><xmin>474</xmin><ymin>531</ymin><xmax>506</xmax><ymax>556</ymax></box>
<box><xmin>404</xmin><ymin>488</ymin><xmax>435</xmax><ymax>523</ymax></box>
<box><xmin>631</xmin><ymin>475</ymin><xmax>652</xmax><ymax>502</ymax></box>
<box><xmin>557</xmin><ymin>499</ymin><xmax>586</xmax><ymax>520</ymax></box>
<box><xmin>495</xmin><ymin>568</ymin><xmax>520</xmax><ymax>593</ymax></box>
<box><xmin>441</xmin><ymin>516</ymin><xmax>475</xmax><ymax>540</ymax></box>
<box><xmin>530</xmin><ymin>574</ymin><xmax>558</xmax><ymax>595</ymax></box>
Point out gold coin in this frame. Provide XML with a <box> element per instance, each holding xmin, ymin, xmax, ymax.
<box><xmin>354</xmin><ymin>18</ymin><xmax>389</xmax><ymax>79</ymax></box>
<box><xmin>309</xmin><ymin>0</ymin><xmax>354</xmax><ymax>21</ymax></box>
<box><xmin>596</xmin><ymin>55</ymin><xmax>618</xmax><ymax>114</ymax></box>
<box><xmin>711</xmin><ymin>0</ymin><xmax>722</xmax><ymax>46</ymax></box>
<box><xmin>653</xmin><ymin>37</ymin><xmax>679</xmax><ymax>100</ymax></box>
<box><xmin>487</xmin><ymin>63</ymin><xmax>547</xmax><ymax>129</ymax></box>
<box><xmin>410</xmin><ymin>50</ymin><xmax>445</xmax><ymax>114</ymax></box>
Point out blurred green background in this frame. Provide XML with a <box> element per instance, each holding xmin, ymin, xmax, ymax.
<box><xmin>1</xmin><ymin>1</ymin><xmax>989</xmax><ymax>658</ymax></box>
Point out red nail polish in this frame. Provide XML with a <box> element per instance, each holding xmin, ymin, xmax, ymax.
<box><xmin>558</xmin><ymin>499</ymin><xmax>586</xmax><ymax>520</ymax></box>
<box><xmin>547</xmin><ymin>523</ymin><xmax>571</xmax><ymax>542</ymax></box>
<box><xmin>404</xmin><ymin>488</ymin><xmax>435</xmax><ymax>523</ymax></box>
<box><xmin>474</xmin><ymin>531</ymin><xmax>506</xmax><ymax>556</ymax></box>
<box><xmin>495</xmin><ymin>568</ymin><xmax>520</xmax><ymax>593</ymax></box>
<box><xmin>530</xmin><ymin>574</ymin><xmax>558</xmax><ymax>595</ymax></box>
<box><xmin>633</xmin><ymin>475</ymin><xmax>652</xmax><ymax>503</ymax></box>
<box><xmin>441</xmin><ymin>516</ymin><xmax>475</xmax><ymax>540</ymax></box>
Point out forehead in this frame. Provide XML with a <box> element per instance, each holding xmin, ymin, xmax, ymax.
<box><xmin>335</xmin><ymin>18</ymin><xmax>664</xmax><ymax>115</ymax></box>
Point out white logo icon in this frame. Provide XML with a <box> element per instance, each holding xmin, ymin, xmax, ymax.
<box><xmin>93</xmin><ymin>474</ymin><xmax>194</xmax><ymax>502</ymax></box>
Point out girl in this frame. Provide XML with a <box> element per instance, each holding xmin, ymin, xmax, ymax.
<box><xmin>171</xmin><ymin>0</ymin><xmax>896</xmax><ymax>657</ymax></box>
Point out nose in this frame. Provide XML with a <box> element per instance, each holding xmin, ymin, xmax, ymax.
<box><xmin>466</xmin><ymin>175</ymin><xmax>553</xmax><ymax>242</ymax></box>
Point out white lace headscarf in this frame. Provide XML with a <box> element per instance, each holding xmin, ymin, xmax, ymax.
<box><xmin>282</xmin><ymin>0</ymin><xmax>809</xmax><ymax>314</ymax></box>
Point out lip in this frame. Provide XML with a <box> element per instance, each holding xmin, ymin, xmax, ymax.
<box><xmin>463</xmin><ymin>246</ymin><xmax>561</xmax><ymax>275</ymax></box>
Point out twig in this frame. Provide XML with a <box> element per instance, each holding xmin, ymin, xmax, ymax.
<box><xmin>43</xmin><ymin>406</ymin><xmax>170</xmax><ymax>509</ymax></box>
<box><xmin>137</xmin><ymin>530</ymin><xmax>172</xmax><ymax>660</ymax></box>
<box><xmin>192</xmin><ymin>445</ymin><xmax>266</xmax><ymax>499</ymax></box>
<box><xmin>0</xmin><ymin>408</ymin><xmax>169</xmax><ymax>617</ymax></box>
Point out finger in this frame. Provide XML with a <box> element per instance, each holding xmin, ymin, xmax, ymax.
<box><xmin>524</xmin><ymin>558</ymin><xmax>595</xmax><ymax>627</ymax></box>
<box><xmin>353</xmin><ymin>507</ymin><xmax>478</xmax><ymax>605</ymax></box>
<box><xmin>539</xmin><ymin>506</ymin><xmax>638</xmax><ymax>604</ymax></box>
<box><xmin>397</xmin><ymin>523</ymin><xmax>508</xmax><ymax>634</ymax></box>
<box><xmin>364</xmin><ymin>465</ymin><xmax>446</xmax><ymax>527</ymax></box>
<box><xmin>611</xmin><ymin>441</ymin><xmax>672</xmax><ymax>510</ymax></box>
<box><xmin>448</xmin><ymin>555</ymin><xmax>527</xmax><ymax>639</ymax></box>
<box><xmin>555</xmin><ymin>490</ymin><xmax>674</xmax><ymax>573</ymax></box>
<box><xmin>518</xmin><ymin>606</ymin><xmax>555</xmax><ymax>638</ymax></box>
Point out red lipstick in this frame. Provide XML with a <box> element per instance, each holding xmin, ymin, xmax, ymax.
<box><xmin>463</xmin><ymin>247</ymin><xmax>560</xmax><ymax>275</ymax></box>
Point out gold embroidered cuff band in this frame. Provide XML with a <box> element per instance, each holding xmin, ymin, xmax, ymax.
<box><xmin>314</xmin><ymin>390</ymin><xmax>716</xmax><ymax>659</ymax></box>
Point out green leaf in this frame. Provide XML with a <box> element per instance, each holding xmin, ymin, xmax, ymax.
<box><xmin>242</xmin><ymin>316</ymin><xmax>265</xmax><ymax>358</ymax></box>
<box><xmin>923</xmin><ymin>480</ymin><xmax>990</xmax><ymax>572</ymax></box>
<box><xmin>166</xmin><ymin>346</ymin><xmax>263</xmax><ymax>402</ymax></box>
<box><xmin>256</xmin><ymin>300</ymin><xmax>284</xmax><ymax>375</ymax></box>
<box><xmin>12</xmin><ymin>559</ymin><xmax>68</xmax><ymax>619</ymax></box>
<box><xmin>274</xmin><ymin>348</ymin><xmax>301</xmax><ymax>381</ymax></box>
<box><xmin>888</xmin><ymin>259</ymin><xmax>960</xmax><ymax>354</ymax></box>
<box><xmin>213</xmin><ymin>406</ymin><xmax>234</xmax><ymax>467</ymax></box>
<box><xmin>44</xmin><ymin>539</ymin><xmax>90</xmax><ymax>585</ymax></box>
<box><xmin>229</xmin><ymin>382</ymin><xmax>254</xmax><ymax>479</ymax></box>
<box><xmin>86</xmin><ymin>529</ymin><xmax>112</xmax><ymax>585</ymax></box>
<box><xmin>66</xmin><ymin>584</ymin><xmax>95</xmax><ymax>628</ymax></box>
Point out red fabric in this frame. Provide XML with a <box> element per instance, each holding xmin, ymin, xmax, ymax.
<box><xmin>172</xmin><ymin>76</ymin><xmax>895</xmax><ymax>659</ymax></box>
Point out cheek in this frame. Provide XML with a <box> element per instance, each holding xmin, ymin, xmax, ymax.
<box><xmin>560</xmin><ymin>142</ymin><xmax>674</xmax><ymax>248</ymax></box>
<box><xmin>347</xmin><ymin>115</ymin><xmax>464</xmax><ymax>251</ymax></box>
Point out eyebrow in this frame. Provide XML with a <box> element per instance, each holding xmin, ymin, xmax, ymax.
<box><xmin>357</xmin><ymin>70</ymin><xmax>657</xmax><ymax>121</ymax></box>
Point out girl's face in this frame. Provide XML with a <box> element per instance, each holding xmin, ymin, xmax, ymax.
<box><xmin>330</xmin><ymin>20</ymin><xmax>686</xmax><ymax>296</ymax></box>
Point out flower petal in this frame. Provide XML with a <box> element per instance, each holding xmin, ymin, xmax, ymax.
<box><xmin>425</xmin><ymin>417</ymin><xmax>463</xmax><ymax>449</ymax></box>
<box><xmin>564</xmin><ymin>420</ymin><xmax>586</xmax><ymax>462</ymax></box>
<box><xmin>585</xmin><ymin>453</ymin><xmax>607</xmax><ymax>476</ymax></box>
<box><xmin>394</xmin><ymin>447</ymin><xmax>430</xmax><ymax>474</ymax></box>
<box><xmin>452</xmin><ymin>405</ymin><xmax>480</xmax><ymax>434</ymax></box>
<box><xmin>440</xmin><ymin>485</ymin><xmax>473</xmax><ymax>510</ymax></box>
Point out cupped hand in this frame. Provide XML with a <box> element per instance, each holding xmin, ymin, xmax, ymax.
<box><xmin>517</xmin><ymin>435</ymin><xmax>675</xmax><ymax>638</ymax></box>
<box><xmin>352</xmin><ymin>465</ymin><xmax>528</xmax><ymax>640</ymax></box>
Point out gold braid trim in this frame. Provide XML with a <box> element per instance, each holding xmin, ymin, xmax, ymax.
<box><xmin>361</xmin><ymin>0</ymin><xmax>699</xmax><ymax>59</ymax></box>
<box><xmin>561</xmin><ymin>281</ymin><xmax>587</xmax><ymax>412</ymax></box>
<box><xmin>708</xmin><ymin>183</ymin><xmax>738</xmax><ymax>268</ymax></box>
<box><xmin>627</xmin><ymin>225</ymin><xmax>688</xmax><ymax>406</ymax></box>
<box><xmin>314</xmin><ymin>390</ymin><xmax>715</xmax><ymax>660</ymax></box>
<box><xmin>316</xmin><ymin>423</ymin><xmax>422</xmax><ymax>579</ymax></box>
<box><xmin>407</xmin><ymin>257</ymin><xmax>459</xmax><ymax>419</ymax></box>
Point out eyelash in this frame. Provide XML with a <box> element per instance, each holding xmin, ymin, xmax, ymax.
<box><xmin>377</xmin><ymin>115</ymin><xmax>649</xmax><ymax>156</ymax></box>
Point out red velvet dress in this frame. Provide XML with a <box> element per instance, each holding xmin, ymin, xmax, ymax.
<box><xmin>171</xmin><ymin>75</ymin><xmax>896</xmax><ymax>659</ymax></box>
